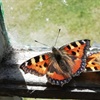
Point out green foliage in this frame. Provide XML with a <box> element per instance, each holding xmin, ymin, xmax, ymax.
<box><xmin>2</xmin><ymin>0</ymin><xmax>100</xmax><ymax>46</ymax></box>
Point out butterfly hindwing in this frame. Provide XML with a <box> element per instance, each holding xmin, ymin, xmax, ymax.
<box><xmin>46</xmin><ymin>56</ymin><xmax>72</xmax><ymax>86</ymax></box>
<box><xmin>20</xmin><ymin>52</ymin><xmax>51</xmax><ymax>76</ymax></box>
<box><xmin>47</xmin><ymin>71</ymin><xmax>71</xmax><ymax>86</ymax></box>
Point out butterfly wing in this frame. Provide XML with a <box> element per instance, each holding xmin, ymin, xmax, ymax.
<box><xmin>86</xmin><ymin>52</ymin><xmax>100</xmax><ymax>72</ymax></box>
<box><xmin>20</xmin><ymin>52</ymin><xmax>51</xmax><ymax>76</ymax></box>
<box><xmin>46</xmin><ymin>57</ymin><xmax>72</xmax><ymax>86</ymax></box>
<box><xmin>59</xmin><ymin>39</ymin><xmax>90</xmax><ymax>76</ymax></box>
<box><xmin>20</xmin><ymin>51</ymin><xmax>72</xmax><ymax>86</ymax></box>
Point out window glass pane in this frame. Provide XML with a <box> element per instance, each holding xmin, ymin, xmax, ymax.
<box><xmin>2</xmin><ymin>0</ymin><xmax>100</xmax><ymax>48</ymax></box>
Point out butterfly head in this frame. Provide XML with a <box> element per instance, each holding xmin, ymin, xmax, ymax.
<box><xmin>52</xmin><ymin>47</ymin><xmax>62</xmax><ymax>60</ymax></box>
<box><xmin>52</xmin><ymin>46</ymin><xmax>58</xmax><ymax>52</ymax></box>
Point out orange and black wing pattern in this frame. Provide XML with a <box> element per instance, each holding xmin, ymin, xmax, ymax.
<box><xmin>20</xmin><ymin>52</ymin><xmax>51</xmax><ymax>76</ymax></box>
<box><xmin>59</xmin><ymin>39</ymin><xmax>90</xmax><ymax>76</ymax></box>
<box><xmin>46</xmin><ymin>56</ymin><xmax>72</xmax><ymax>86</ymax></box>
<box><xmin>86</xmin><ymin>52</ymin><xmax>100</xmax><ymax>72</ymax></box>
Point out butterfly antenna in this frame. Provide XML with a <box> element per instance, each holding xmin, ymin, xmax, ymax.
<box><xmin>54</xmin><ymin>29</ymin><xmax>61</xmax><ymax>47</ymax></box>
<box><xmin>34</xmin><ymin>40</ymin><xmax>48</xmax><ymax>46</ymax></box>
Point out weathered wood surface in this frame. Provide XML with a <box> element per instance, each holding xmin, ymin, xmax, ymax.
<box><xmin>0</xmin><ymin>48</ymin><xmax>100</xmax><ymax>99</ymax></box>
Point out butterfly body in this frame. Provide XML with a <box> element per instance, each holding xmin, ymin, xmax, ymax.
<box><xmin>20</xmin><ymin>39</ymin><xmax>90</xmax><ymax>86</ymax></box>
<box><xmin>51</xmin><ymin>47</ymin><xmax>74</xmax><ymax>76</ymax></box>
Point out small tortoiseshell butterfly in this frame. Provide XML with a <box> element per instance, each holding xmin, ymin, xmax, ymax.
<box><xmin>20</xmin><ymin>39</ymin><xmax>90</xmax><ymax>86</ymax></box>
<box><xmin>86</xmin><ymin>52</ymin><xmax>100</xmax><ymax>72</ymax></box>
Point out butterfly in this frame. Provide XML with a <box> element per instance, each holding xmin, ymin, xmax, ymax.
<box><xmin>86</xmin><ymin>52</ymin><xmax>100</xmax><ymax>72</ymax></box>
<box><xmin>20</xmin><ymin>39</ymin><xmax>90</xmax><ymax>86</ymax></box>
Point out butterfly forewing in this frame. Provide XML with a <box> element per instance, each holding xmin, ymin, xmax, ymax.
<box><xmin>59</xmin><ymin>39</ymin><xmax>90</xmax><ymax>76</ymax></box>
<box><xmin>59</xmin><ymin>39</ymin><xmax>90</xmax><ymax>58</ymax></box>
<box><xmin>20</xmin><ymin>52</ymin><xmax>51</xmax><ymax>76</ymax></box>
